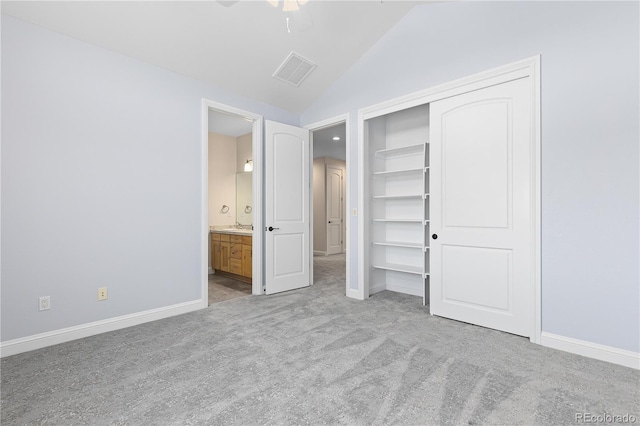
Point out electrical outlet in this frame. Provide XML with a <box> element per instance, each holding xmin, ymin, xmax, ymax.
<box><xmin>98</xmin><ymin>287</ymin><xmax>108</xmax><ymax>301</ymax></box>
<box><xmin>39</xmin><ymin>296</ymin><xmax>50</xmax><ymax>311</ymax></box>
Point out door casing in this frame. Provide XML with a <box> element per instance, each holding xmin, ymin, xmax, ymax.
<box><xmin>357</xmin><ymin>56</ymin><xmax>541</xmax><ymax>343</ymax></box>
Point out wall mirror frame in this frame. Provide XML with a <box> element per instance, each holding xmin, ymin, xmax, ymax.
<box><xmin>236</xmin><ymin>171</ymin><xmax>252</xmax><ymax>225</ymax></box>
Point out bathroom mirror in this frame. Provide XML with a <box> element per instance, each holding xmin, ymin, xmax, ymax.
<box><xmin>236</xmin><ymin>172</ymin><xmax>252</xmax><ymax>226</ymax></box>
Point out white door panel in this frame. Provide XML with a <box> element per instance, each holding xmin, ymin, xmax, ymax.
<box><xmin>443</xmin><ymin>102</ymin><xmax>511</xmax><ymax>229</ymax></box>
<box><xmin>442</xmin><ymin>245</ymin><xmax>511</xmax><ymax>312</ymax></box>
<box><xmin>273</xmin><ymin>233</ymin><xmax>305</xmax><ymax>276</ymax></box>
<box><xmin>265</xmin><ymin>121</ymin><xmax>310</xmax><ymax>295</ymax></box>
<box><xmin>326</xmin><ymin>165</ymin><xmax>342</xmax><ymax>255</ymax></box>
<box><xmin>430</xmin><ymin>77</ymin><xmax>531</xmax><ymax>337</ymax></box>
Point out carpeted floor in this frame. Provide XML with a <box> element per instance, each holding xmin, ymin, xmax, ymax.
<box><xmin>1</xmin><ymin>253</ymin><xmax>638</xmax><ymax>425</ymax></box>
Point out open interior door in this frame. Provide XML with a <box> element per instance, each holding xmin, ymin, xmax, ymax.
<box><xmin>265</xmin><ymin>121</ymin><xmax>311</xmax><ymax>294</ymax></box>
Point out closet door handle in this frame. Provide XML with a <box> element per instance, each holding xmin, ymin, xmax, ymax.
<box><xmin>432</xmin><ymin>234</ymin><xmax>438</xmax><ymax>240</ymax></box>
<box><xmin>267</xmin><ymin>226</ymin><xmax>280</xmax><ymax>232</ymax></box>
<box><xmin>328</xmin><ymin>221</ymin><xmax>332</xmax><ymax>223</ymax></box>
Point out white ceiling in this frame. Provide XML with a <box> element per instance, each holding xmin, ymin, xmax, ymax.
<box><xmin>313</xmin><ymin>122</ymin><xmax>346</xmax><ymax>160</ymax></box>
<box><xmin>2</xmin><ymin>1</ymin><xmax>424</xmax><ymax>114</ymax></box>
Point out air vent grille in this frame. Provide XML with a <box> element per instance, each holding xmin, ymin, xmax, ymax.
<box><xmin>272</xmin><ymin>52</ymin><xmax>317</xmax><ymax>87</ymax></box>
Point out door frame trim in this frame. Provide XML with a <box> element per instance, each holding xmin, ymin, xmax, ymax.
<box><xmin>357</xmin><ymin>56</ymin><xmax>541</xmax><ymax>343</ymax></box>
<box><xmin>201</xmin><ymin>99</ymin><xmax>264</xmax><ymax>299</ymax></box>
<box><xmin>305</xmin><ymin>114</ymin><xmax>351</xmax><ymax>296</ymax></box>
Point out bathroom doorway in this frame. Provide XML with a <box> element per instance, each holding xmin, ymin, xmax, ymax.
<box><xmin>203</xmin><ymin>101</ymin><xmax>263</xmax><ymax>305</ymax></box>
<box><xmin>308</xmin><ymin>116</ymin><xmax>349</xmax><ymax>293</ymax></box>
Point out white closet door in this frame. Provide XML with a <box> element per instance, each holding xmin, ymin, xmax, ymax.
<box><xmin>430</xmin><ymin>77</ymin><xmax>532</xmax><ymax>337</ymax></box>
<box><xmin>265</xmin><ymin>121</ymin><xmax>310</xmax><ymax>295</ymax></box>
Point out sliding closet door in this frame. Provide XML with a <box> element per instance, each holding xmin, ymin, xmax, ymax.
<box><xmin>430</xmin><ymin>77</ymin><xmax>532</xmax><ymax>337</ymax></box>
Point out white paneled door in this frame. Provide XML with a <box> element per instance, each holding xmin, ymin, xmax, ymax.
<box><xmin>326</xmin><ymin>164</ymin><xmax>343</xmax><ymax>255</ymax></box>
<box><xmin>430</xmin><ymin>77</ymin><xmax>532</xmax><ymax>337</ymax></box>
<box><xmin>265</xmin><ymin>121</ymin><xmax>311</xmax><ymax>295</ymax></box>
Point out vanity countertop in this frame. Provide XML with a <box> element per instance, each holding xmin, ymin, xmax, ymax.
<box><xmin>210</xmin><ymin>227</ymin><xmax>253</xmax><ymax>236</ymax></box>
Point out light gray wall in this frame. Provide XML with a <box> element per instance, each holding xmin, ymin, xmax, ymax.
<box><xmin>236</xmin><ymin>133</ymin><xmax>252</xmax><ymax>173</ymax></box>
<box><xmin>1</xmin><ymin>15</ymin><xmax>297</xmax><ymax>341</ymax></box>
<box><xmin>313</xmin><ymin>158</ymin><xmax>327</xmax><ymax>252</ymax></box>
<box><xmin>301</xmin><ymin>1</ymin><xmax>639</xmax><ymax>352</ymax></box>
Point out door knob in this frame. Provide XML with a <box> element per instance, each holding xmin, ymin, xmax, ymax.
<box><xmin>268</xmin><ymin>226</ymin><xmax>280</xmax><ymax>232</ymax></box>
<box><xmin>432</xmin><ymin>234</ymin><xmax>438</xmax><ymax>240</ymax></box>
<box><xmin>328</xmin><ymin>221</ymin><xmax>332</xmax><ymax>224</ymax></box>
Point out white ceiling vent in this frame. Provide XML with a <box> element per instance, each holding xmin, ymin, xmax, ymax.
<box><xmin>272</xmin><ymin>52</ymin><xmax>317</xmax><ymax>87</ymax></box>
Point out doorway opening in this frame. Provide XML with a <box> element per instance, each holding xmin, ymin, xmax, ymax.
<box><xmin>308</xmin><ymin>116</ymin><xmax>349</xmax><ymax>294</ymax></box>
<box><xmin>202</xmin><ymin>100</ymin><xmax>263</xmax><ymax>306</ymax></box>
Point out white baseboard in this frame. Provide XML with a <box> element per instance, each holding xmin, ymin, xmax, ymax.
<box><xmin>0</xmin><ymin>299</ymin><xmax>206</xmax><ymax>358</ymax></box>
<box><xmin>346</xmin><ymin>288</ymin><xmax>364</xmax><ymax>300</ymax></box>
<box><xmin>540</xmin><ymin>332</ymin><xmax>639</xmax><ymax>370</ymax></box>
<box><xmin>208</xmin><ymin>267</ymin><xmax>214</xmax><ymax>274</ymax></box>
<box><xmin>386</xmin><ymin>283</ymin><xmax>423</xmax><ymax>297</ymax></box>
<box><xmin>314</xmin><ymin>250</ymin><xmax>327</xmax><ymax>256</ymax></box>
<box><xmin>369</xmin><ymin>283</ymin><xmax>386</xmax><ymax>295</ymax></box>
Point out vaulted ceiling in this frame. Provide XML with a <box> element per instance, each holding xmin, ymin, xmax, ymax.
<box><xmin>2</xmin><ymin>1</ymin><xmax>427</xmax><ymax>114</ymax></box>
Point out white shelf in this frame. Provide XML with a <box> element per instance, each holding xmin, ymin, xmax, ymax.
<box><xmin>371</xmin><ymin>262</ymin><xmax>423</xmax><ymax>275</ymax></box>
<box><xmin>375</xmin><ymin>143</ymin><xmax>425</xmax><ymax>159</ymax></box>
<box><xmin>372</xmin><ymin>194</ymin><xmax>423</xmax><ymax>200</ymax></box>
<box><xmin>372</xmin><ymin>168</ymin><xmax>424</xmax><ymax>177</ymax></box>
<box><xmin>366</xmin><ymin>105</ymin><xmax>430</xmax><ymax>299</ymax></box>
<box><xmin>372</xmin><ymin>241</ymin><xmax>423</xmax><ymax>249</ymax></box>
<box><xmin>372</xmin><ymin>218</ymin><xmax>422</xmax><ymax>223</ymax></box>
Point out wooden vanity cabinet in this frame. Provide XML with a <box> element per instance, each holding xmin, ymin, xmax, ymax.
<box><xmin>211</xmin><ymin>233</ymin><xmax>221</xmax><ymax>270</ymax></box>
<box><xmin>242</xmin><ymin>236</ymin><xmax>252</xmax><ymax>278</ymax></box>
<box><xmin>211</xmin><ymin>231</ymin><xmax>252</xmax><ymax>282</ymax></box>
<box><xmin>229</xmin><ymin>235</ymin><xmax>243</xmax><ymax>275</ymax></box>
<box><xmin>219</xmin><ymin>233</ymin><xmax>231</xmax><ymax>272</ymax></box>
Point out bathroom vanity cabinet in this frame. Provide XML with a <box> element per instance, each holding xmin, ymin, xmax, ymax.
<box><xmin>211</xmin><ymin>231</ymin><xmax>252</xmax><ymax>283</ymax></box>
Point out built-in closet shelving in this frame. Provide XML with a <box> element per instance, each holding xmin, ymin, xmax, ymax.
<box><xmin>364</xmin><ymin>104</ymin><xmax>430</xmax><ymax>304</ymax></box>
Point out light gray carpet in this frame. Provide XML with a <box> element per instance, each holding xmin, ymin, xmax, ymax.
<box><xmin>1</xmin><ymin>254</ymin><xmax>638</xmax><ymax>425</ymax></box>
